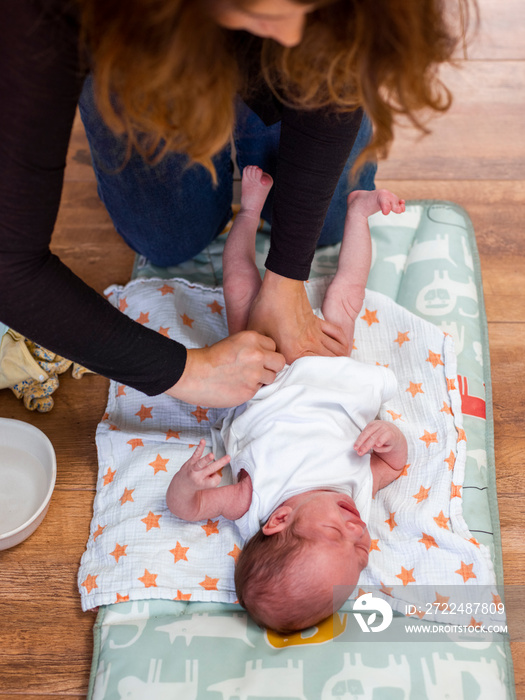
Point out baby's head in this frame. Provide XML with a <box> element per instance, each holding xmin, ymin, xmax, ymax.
<box><xmin>235</xmin><ymin>490</ymin><xmax>371</xmax><ymax>633</ymax></box>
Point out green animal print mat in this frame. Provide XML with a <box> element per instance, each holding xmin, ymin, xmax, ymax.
<box><xmin>87</xmin><ymin>201</ymin><xmax>516</xmax><ymax>700</ymax></box>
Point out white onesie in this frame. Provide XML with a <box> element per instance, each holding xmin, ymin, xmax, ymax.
<box><xmin>213</xmin><ymin>356</ymin><xmax>397</xmax><ymax>540</ymax></box>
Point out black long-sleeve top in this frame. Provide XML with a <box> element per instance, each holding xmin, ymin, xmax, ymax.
<box><xmin>0</xmin><ymin>0</ymin><xmax>363</xmax><ymax>395</ymax></box>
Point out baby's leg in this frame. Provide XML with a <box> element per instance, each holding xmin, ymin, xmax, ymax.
<box><xmin>338</xmin><ymin>189</ymin><xmax>405</xmax><ymax>300</ymax></box>
<box><xmin>322</xmin><ymin>189</ymin><xmax>405</xmax><ymax>350</ymax></box>
<box><xmin>223</xmin><ymin>166</ymin><xmax>273</xmax><ymax>335</ymax></box>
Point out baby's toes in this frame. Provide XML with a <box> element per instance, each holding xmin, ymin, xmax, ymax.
<box><xmin>243</xmin><ymin>165</ymin><xmax>262</xmax><ymax>183</ymax></box>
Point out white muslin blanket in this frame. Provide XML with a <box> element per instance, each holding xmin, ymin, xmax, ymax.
<box><xmin>78</xmin><ymin>277</ymin><xmax>497</xmax><ymax>622</ymax></box>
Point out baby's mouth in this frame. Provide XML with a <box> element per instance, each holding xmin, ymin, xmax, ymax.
<box><xmin>337</xmin><ymin>497</ymin><xmax>362</xmax><ymax>521</ymax></box>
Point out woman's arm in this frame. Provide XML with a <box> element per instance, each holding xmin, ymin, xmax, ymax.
<box><xmin>0</xmin><ymin>0</ymin><xmax>188</xmax><ymax>395</ymax></box>
<box><xmin>265</xmin><ymin>104</ymin><xmax>364</xmax><ymax>280</ymax></box>
<box><xmin>248</xmin><ymin>105</ymin><xmax>364</xmax><ymax>362</ymax></box>
<box><xmin>0</xmin><ymin>2</ymin><xmax>285</xmax><ymax>402</ymax></box>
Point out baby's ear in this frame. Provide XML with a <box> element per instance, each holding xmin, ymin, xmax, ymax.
<box><xmin>262</xmin><ymin>506</ymin><xmax>293</xmax><ymax>535</ymax></box>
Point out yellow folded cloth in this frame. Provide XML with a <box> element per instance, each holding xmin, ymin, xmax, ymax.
<box><xmin>0</xmin><ymin>329</ymin><xmax>91</xmax><ymax>412</ymax></box>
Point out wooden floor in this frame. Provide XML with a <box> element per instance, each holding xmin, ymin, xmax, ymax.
<box><xmin>0</xmin><ymin>0</ymin><xmax>523</xmax><ymax>697</ymax></box>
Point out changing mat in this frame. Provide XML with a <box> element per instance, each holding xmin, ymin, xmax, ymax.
<box><xmin>83</xmin><ymin>201</ymin><xmax>516</xmax><ymax>700</ymax></box>
<box><xmin>79</xmin><ymin>228</ymin><xmax>497</xmax><ymax>624</ymax></box>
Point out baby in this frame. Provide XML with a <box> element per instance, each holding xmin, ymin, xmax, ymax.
<box><xmin>167</xmin><ymin>168</ymin><xmax>408</xmax><ymax>633</ymax></box>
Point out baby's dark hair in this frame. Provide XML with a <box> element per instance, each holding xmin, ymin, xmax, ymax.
<box><xmin>235</xmin><ymin>525</ymin><xmax>340</xmax><ymax>633</ymax></box>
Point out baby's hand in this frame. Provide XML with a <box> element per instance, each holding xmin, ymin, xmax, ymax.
<box><xmin>354</xmin><ymin>420</ymin><xmax>403</xmax><ymax>457</ymax></box>
<box><xmin>177</xmin><ymin>439</ymin><xmax>231</xmax><ymax>490</ymax></box>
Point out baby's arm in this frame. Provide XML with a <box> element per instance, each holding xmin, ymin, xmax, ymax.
<box><xmin>166</xmin><ymin>440</ymin><xmax>252</xmax><ymax>521</ymax></box>
<box><xmin>354</xmin><ymin>420</ymin><xmax>408</xmax><ymax>496</ymax></box>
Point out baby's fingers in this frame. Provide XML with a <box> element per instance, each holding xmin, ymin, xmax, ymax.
<box><xmin>354</xmin><ymin>424</ymin><xmax>389</xmax><ymax>455</ymax></box>
<box><xmin>187</xmin><ymin>439</ymin><xmax>206</xmax><ymax>465</ymax></box>
<box><xmin>354</xmin><ymin>421</ymin><xmax>381</xmax><ymax>447</ymax></box>
<box><xmin>354</xmin><ymin>434</ymin><xmax>379</xmax><ymax>456</ymax></box>
<box><xmin>194</xmin><ymin>453</ymin><xmax>231</xmax><ymax>477</ymax></box>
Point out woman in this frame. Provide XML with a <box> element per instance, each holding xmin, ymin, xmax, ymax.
<box><xmin>0</xmin><ymin>0</ymin><xmax>471</xmax><ymax>407</ymax></box>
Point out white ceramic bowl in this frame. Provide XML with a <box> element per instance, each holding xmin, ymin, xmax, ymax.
<box><xmin>0</xmin><ymin>418</ymin><xmax>57</xmax><ymax>550</ymax></box>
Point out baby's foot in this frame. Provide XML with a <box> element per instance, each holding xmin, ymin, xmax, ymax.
<box><xmin>347</xmin><ymin>189</ymin><xmax>405</xmax><ymax>218</ymax></box>
<box><xmin>239</xmin><ymin>166</ymin><xmax>273</xmax><ymax>220</ymax></box>
<box><xmin>375</xmin><ymin>189</ymin><xmax>405</xmax><ymax>215</ymax></box>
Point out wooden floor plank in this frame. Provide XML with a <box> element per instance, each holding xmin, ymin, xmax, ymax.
<box><xmin>0</xmin><ymin>374</ymin><xmax>107</xmax><ymax>490</ymax></box>
<box><xmin>65</xmin><ymin>112</ymin><xmax>96</xmax><ymax>184</ymax></box>
<box><xmin>0</xmin><ymin>496</ymin><xmax>97</xmax><ymax>694</ymax></box>
<box><xmin>468</xmin><ymin>0</ymin><xmax>525</xmax><ymax>60</ymax></box>
<box><xmin>378</xmin><ymin>62</ymin><xmax>525</xmax><ymax>181</ymax></box>
<box><xmin>52</xmin><ymin>181</ymin><xmax>136</xmax><ymax>294</ymax></box>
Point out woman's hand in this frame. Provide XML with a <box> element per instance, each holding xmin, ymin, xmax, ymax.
<box><xmin>165</xmin><ymin>330</ymin><xmax>285</xmax><ymax>408</ymax></box>
<box><xmin>247</xmin><ymin>270</ymin><xmax>349</xmax><ymax>363</ymax></box>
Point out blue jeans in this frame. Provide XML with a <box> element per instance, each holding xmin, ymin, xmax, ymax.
<box><xmin>79</xmin><ymin>76</ymin><xmax>376</xmax><ymax>267</ymax></box>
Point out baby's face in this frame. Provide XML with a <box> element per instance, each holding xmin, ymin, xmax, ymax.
<box><xmin>286</xmin><ymin>490</ymin><xmax>371</xmax><ymax>588</ymax></box>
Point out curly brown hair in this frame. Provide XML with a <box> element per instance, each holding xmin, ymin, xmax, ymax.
<box><xmin>78</xmin><ymin>0</ymin><xmax>477</xmax><ymax>175</ymax></box>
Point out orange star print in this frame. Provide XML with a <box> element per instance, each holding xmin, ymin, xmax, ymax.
<box><xmin>103</xmin><ymin>468</ymin><xmax>116</xmax><ymax>486</ymax></box>
<box><xmin>81</xmin><ymin>574</ymin><xmax>98</xmax><ymax>594</ymax></box>
<box><xmin>158</xmin><ymin>284</ymin><xmax>174</xmax><ymax>296</ymax></box>
<box><xmin>444</xmin><ymin>451</ymin><xmax>455</xmax><ymax>470</ymax></box>
<box><xmin>170</xmin><ymin>542</ymin><xmax>189</xmax><ymax>563</ymax></box>
<box><xmin>191</xmin><ymin>407</ymin><xmax>209</xmax><ymax>423</ymax></box>
<box><xmin>380</xmin><ymin>581</ymin><xmax>394</xmax><ymax>597</ymax></box>
<box><xmin>426</xmin><ymin>350</ymin><xmax>444</xmax><ymax>369</ymax></box>
<box><xmin>433</xmin><ymin>592</ymin><xmax>450</xmax><ymax>611</ymax></box>
<box><xmin>136</xmin><ymin>311</ymin><xmax>150</xmax><ymax>325</ymax></box>
<box><xmin>135</xmin><ymin>405</ymin><xmax>153</xmax><ymax>422</ymax></box>
<box><xmin>93</xmin><ymin>524</ymin><xmax>106</xmax><ymax>540</ymax></box>
<box><xmin>181</xmin><ymin>313</ymin><xmax>194</xmax><ymax>327</ymax></box>
<box><xmin>207</xmin><ymin>300</ymin><xmax>223</xmax><ymax>315</ymax></box>
<box><xmin>406</xmin><ymin>382</ymin><xmax>424</xmax><ymax>398</ymax></box>
<box><xmin>385</xmin><ymin>512</ymin><xmax>397</xmax><ymax>531</ymax></box>
<box><xmin>138</xmin><ymin>569</ymin><xmax>158</xmax><ymax>588</ymax></box>
<box><xmin>360</xmin><ymin>308</ymin><xmax>379</xmax><ymax>327</ymax></box>
<box><xmin>396</xmin><ymin>567</ymin><xmax>416</xmax><ymax>586</ymax></box>
<box><xmin>456</xmin><ymin>561</ymin><xmax>476</xmax><ymax>582</ymax></box>
<box><xmin>202</xmin><ymin>519</ymin><xmax>219</xmax><ymax>536</ymax></box>
<box><xmin>149</xmin><ymin>454</ymin><xmax>169</xmax><ymax>475</ymax></box>
<box><xmin>127</xmin><ymin>438</ymin><xmax>144</xmax><ymax>451</ymax></box>
<box><xmin>433</xmin><ymin>510</ymin><xmax>449</xmax><ymax>530</ymax></box>
<box><xmin>386</xmin><ymin>409</ymin><xmax>402</xmax><ymax>421</ymax></box>
<box><xmin>141</xmin><ymin>511</ymin><xmax>162</xmax><ymax>531</ymax></box>
<box><xmin>228</xmin><ymin>544</ymin><xmax>242</xmax><ymax>563</ymax></box>
<box><xmin>199</xmin><ymin>575</ymin><xmax>219</xmax><ymax>591</ymax></box>
<box><xmin>120</xmin><ymin>488</ymin><xmax>135</xmax><ymax>506</ymax></box>
<box><xmin>450</xmin><ymin>483</ymin><xmax>462</xmax><ymax>499</ymax></box>
<box><xmin>110</xmin><ymin>543</ymin><xmax>128</xmax><ymax>563</ymax></box>
<box><xmin>396</xmin><ymin>464</ymin><xmax>410</xmax><ymax>478</ymax></box>
<box><xmin>394</xmin><ymin>331</ymin><xmax>410</xmax><ymax>347</ymax></box>
<box><xmin>420</xmin><ymin>430</ymin><xmax>438</xmax><ymax>448</ymax></box>
<box><xmin>419</xmin><ymin>533</ymin><xmax>438</xmax><ymax>550</ymax></box>
<box><xmin>412</xmin><ymin>485</ymin><xmax>431</xmax><ymax>503</ymax></box>
<box><xmin>440</xmin><ymin>401</ymin><xmax>453</xmax><ymax>415</ymax></box>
